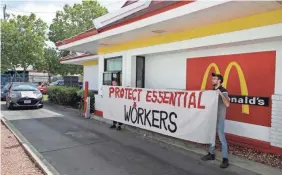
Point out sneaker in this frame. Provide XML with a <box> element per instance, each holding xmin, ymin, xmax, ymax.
<box><xmin>110</xmin><ymin>125</ymin><xmax>116</xmax><ymax>129</ymax></box>
<box><xmin>116</xmin><ymin>126</ymin><xmax>121</xmax><ymax>131</ymax></box>
<box><xmin>220</xmin><ymin>158</ymin><xmax>229</xmax><ymax>168</ymax></box>
<box><xmin>201</xmin><ymin>153</ymin><xmax>215</xmax><ymax>161</ymax></box>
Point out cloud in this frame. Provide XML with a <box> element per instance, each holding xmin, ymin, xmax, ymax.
<box><xmin>3</xmin><ymin>0</ymin><xmax>125</xmax><ymax>25</ymax></box>
<box><xmin>6</xmin><ymin>2</ymin><xmax>67</xmax><ymax>25</ymax></box>
<box><xmin>1</xmin><ymin>0</ymin><xmax>126</xmax><ymax>47</ymax></box>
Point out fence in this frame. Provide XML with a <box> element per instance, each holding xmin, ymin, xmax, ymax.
<box><xmin>1</xmin><ymin>73</ymin><xmax>28</xmax><ymax>85</ymax></box>
<box><xmin>1</xmin><ymin>73</ymin><xmax>50</xmax><ymax>86</ymax></box>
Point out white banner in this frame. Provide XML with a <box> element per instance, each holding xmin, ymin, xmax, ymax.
<box><xmin>102</xmin><ymin>86</ymin><xmax>218</xmax><ymax>144</ymax></box>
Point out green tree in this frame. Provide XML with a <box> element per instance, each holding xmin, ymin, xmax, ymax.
<box><xmin>1</xmin><ymin>18</ymin><xmax>21</xmax><ymax>72</ymax></box>
<box><xmin>36</xmin><ymin>48</ymin><xmax>84</xmax><ymax>81</ymax></box>
<box><xmin>1</xmin><ymin>14</ymin><xmax>47</xmax><ymax>74</ymax></box>
<box><xmin>48</xmin><ymin>0</ymin><xmax>107</xmax><ymax>76</ymax></box>
<box><xmin>36</xmin><ymin>47</ymin><xmax>60</xmax><ymax>82</ymax></box>
<box><xmin>48</xmin><ymin>0</ymin><xmax>108</xmax><ymax>44</ymax></box>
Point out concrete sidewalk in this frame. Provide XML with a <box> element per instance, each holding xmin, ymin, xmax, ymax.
<box><xmin>1</xmin><ymin>102</ymin><xmax>264</xmax><ymax>175</ymax></box>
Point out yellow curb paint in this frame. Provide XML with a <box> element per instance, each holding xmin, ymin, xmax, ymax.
<box><xmin>98</xmin><ymin>10</ymin><xmax>282</xmax><ymax>54</ymax></box>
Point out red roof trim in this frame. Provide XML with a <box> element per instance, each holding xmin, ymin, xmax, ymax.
<box><xmin>56</xmin><ymin>28</ymin><xmax>98</xmax><ymax>47</ymax></box>
<box><xmin>59</xmin><ymin>53</ymin><xmax>96</xmax><ymax>62</ymax></box>
<box><xmin>56</xmin><ymin>0</ymin><xmax>194</xmax><ymax>48</ymax></box>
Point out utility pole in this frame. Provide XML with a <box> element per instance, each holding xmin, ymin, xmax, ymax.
<box><xmin>3</xmin><ymin>4</ymin><xmax>6</xmax><ymax>20</ymax></box>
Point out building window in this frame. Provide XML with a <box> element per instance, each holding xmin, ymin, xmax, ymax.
<box><xmin>103</xmin><ymin>57</ymin><xmax>122</xmax><ymax>85</ymax></box>
<box><xmin>104</xmin><ymin>57</ymin><xmax>122</xmax><ymax>72</ymax></box>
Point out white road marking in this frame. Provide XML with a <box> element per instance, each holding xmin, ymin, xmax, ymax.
<box><xmin>1</xmin><ymin>106</ymin><xmax>64</xmax><ymax>121</ymax></box>
<box><xmin>40</xmin><ymin>109</ymin><xmax>63</xmax><ymax>117</ymax></box>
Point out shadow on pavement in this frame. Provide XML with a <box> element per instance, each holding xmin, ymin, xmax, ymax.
<box><xmin>1</xmin><ymin>103</ymin><xmax>40</xmax><ymax>111</ymax></box>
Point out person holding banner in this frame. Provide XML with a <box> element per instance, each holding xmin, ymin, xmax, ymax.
<box><xmin>201</xmin><ymin>73</ymin><xmax>230</xmax><ymax>169</ymax></box>
<box><xmin>109</xmin><ymin>79</ymin><xmax>123</xmax><ymax>131</ymax></box>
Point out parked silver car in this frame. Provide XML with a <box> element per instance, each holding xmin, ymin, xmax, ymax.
<box><xmin>6</xmin><ymin>82</ymin><xmax>43</xmax><ymax>109</ymax></box>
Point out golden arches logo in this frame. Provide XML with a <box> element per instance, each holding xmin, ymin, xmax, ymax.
<box><xmin>200</xmin><ymin>61</ymin><xmax>249</xmax><ymax>114</ymax></box>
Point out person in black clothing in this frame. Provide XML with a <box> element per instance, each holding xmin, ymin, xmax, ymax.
<box><xmin>110</xmin><ymin>121</ymin><xmax>122</xmax><ymax>130</ymax></box>
<box><xmin>109</xmin><ymin>79</ymin><xmax>123</xmax><ymax>131</ymax></box>
<box><xmin>201</xmin><ymin>73</ymin><xmax>230</xmax><ymax>169</ymax></box>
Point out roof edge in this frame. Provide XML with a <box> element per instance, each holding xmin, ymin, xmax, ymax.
<box><xmin>93</xmin><ymin>0</ymin><xmax>151</xmax><ymax>29</ymax></box>
<box><xmin>56</xmin><ymin>0</ymin><xmax>194</xmax><ymax>49</ymax></box>
<box><xmin>56</xmin><ymin>28</ymin><xmax>98</xmax><ymax>47</ymax></box>
<box><xmin>122</xmin><ymin>0</ymin><xmax>138</xmax><ymax>8</ymax></box>
<box><xmin>59</xmin><ymin>53</ymin><xmax>96</xmax><ymax>62</ymax></box>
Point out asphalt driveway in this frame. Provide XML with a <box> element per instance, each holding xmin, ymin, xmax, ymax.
<box><xmin>1</xmin><ymin>102</ymin><xmax>258</xmax><ymax>175</ymax></box>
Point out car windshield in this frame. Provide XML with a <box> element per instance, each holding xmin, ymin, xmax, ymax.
<box><xmin>12</xmin><ymin>84</ymin><xmax>38</xmax><ymax>91</ymax></box>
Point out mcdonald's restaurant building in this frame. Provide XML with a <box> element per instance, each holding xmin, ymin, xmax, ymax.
<box><xmin>57</xmin><ymin>1</ymin><xmax>282</xmax><ymax>155</ymax></box>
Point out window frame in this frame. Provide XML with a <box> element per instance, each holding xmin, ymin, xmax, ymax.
<box><xmin>103</xmin><ymin>56</ymin><xmax>123</xmax><ymax>86</ymax></box>
<box><xmin>104</xmin><ymin>56</ymin><xmax>123</xmax><ymax>72</ymax></box>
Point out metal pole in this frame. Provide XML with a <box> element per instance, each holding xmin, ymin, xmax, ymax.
<box><xmin>83</xmin><ymin>81</ymin><xmax>89</xmax><ymax>118</ymax></box>
<box><xmin>3</xmin><ymin>4</ymin><xmax>6</xmax><ymax>20</ymax></box>
<box><xmin>85</xmin><ymin>97</ymin><xmax>90</xmax><ymax>119</ymax></box>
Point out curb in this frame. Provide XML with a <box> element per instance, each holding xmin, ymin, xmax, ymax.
<box><xmin>1</xmin><ymin>117</ymin><xmax>60</xmax><ymax>175</ymax></box>
<box><xmin>91</xmin><ymin>114</ymin><xmax>282</xmax><ymax>175</ymax></box>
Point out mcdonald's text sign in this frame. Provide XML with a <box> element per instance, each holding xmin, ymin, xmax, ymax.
<box><xmin>186</xmin><ymin>51</ymin><xmax>275</xmax><ymax>127</ymax></box>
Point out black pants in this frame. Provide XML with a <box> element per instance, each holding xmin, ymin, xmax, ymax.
<box><xmin>113</xmin><ymin>121</ymin><xmax>122</xmax><ymax>126</ymax></box>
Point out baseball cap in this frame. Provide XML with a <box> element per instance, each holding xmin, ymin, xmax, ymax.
<box><xmin>211</xmin><ymin>72</ymin><xmax>224</xmax><ymax>83</ymax></box>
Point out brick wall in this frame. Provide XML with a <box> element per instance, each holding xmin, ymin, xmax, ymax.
<box><xmin>271</xmin><ymin>94</ymin><xmax>282</xmax><ymax>148</ymax></box>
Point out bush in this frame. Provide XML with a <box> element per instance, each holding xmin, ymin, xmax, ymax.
<box><xmin>47</xmin><ymin>86</ymin><xmax>80</xmax><ymax>107</ymax></box>
<box><xmin>47</xmin><ymin>86</ymin><xmax>95</xmax><ymax>112</ymax></box>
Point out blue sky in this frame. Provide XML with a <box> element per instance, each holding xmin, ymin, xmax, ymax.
<box><xmin>0</xmin><ymin>0</ymin><xmax>127</xmax><ymax>25</ymax></box>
